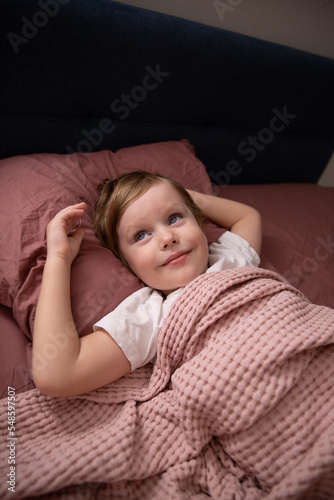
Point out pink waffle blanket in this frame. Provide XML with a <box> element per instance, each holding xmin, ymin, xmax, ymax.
<box><xmin>1</xmin><ymin>267</ymin><xmax>334</xmax><ymax>499</ymax></box>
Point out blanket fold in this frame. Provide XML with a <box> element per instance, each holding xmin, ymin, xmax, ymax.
<box><xmin>1</xmin><ymin>267</ymin><xmax>334</xmax><ymax>499</ymax></box>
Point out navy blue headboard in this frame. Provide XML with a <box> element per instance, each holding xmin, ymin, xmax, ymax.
<box><xmin>1</xmin><ymin>0</ymin><xmax>334</xmax><ymax>184</ymax></box>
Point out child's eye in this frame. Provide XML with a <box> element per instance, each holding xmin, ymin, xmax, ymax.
<box><xmin>169</xmin><ymin>214</ymin><xmax>182</xmax><ymax>225</ymax></box>
<box><xmin>135</xmin><ymin>231</ymin><xmax>149</xmax><ymax>242</ymax></box>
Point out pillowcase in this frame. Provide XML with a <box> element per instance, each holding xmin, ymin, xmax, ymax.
<box><xmin>0</xmin><ymin>139</ymin><xmax>217</xmax><ymax>339</ymax></box>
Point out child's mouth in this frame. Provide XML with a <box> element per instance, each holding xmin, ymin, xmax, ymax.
<box><xmin>162</xmin><ymin>251</ymin><xmax>191</xmax><ymax>266</ymax></box>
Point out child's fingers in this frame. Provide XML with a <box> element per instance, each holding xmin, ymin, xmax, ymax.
<box><xmin>48</xmin><ymin>203</ymin><xmax>87</xmax><ymax>234</ymax></box>
<box><xmin>60</xmin><ymin>202</ymin><xmax>87</xmax><ymax>216</ymax></box>
<box><xmin>71</xmin><ymin>202</ymin><xmax>87</xmax><ymax>211</ymax></box>
<box><xmin>70</xmin><ymin>227</ymin><xmax>86</xmax><ymax>245</ymax></box>
<box><xmin>56</xmin><ymin>203</ymin><xmax>87</xmax><ymax>222</ymax></box>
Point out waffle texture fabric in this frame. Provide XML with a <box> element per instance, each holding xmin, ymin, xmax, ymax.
<box><xmin>1</xmin><ymin>267</ymin><xmax>334</xmax><ymax>499</ymax></box>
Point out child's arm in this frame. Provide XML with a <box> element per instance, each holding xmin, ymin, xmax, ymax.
<box><xmin>32</xmin><ymin>203</ymin><xmax>130</xmax><ymax>397</ymax></box>
<box><xmin>187</xmin><ymin>190</ymin><xmax>262</xmax><ymax>256</ymax></box>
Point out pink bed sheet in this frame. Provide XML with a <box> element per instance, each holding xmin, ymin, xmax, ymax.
<box><xmin>0</xmin><ymin>182</ymin><xmax>333</xmax><ymax>397</ymax></box>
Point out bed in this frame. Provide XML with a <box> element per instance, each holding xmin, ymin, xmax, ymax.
<box><xmin>0</xmin><ymin>0</ymin><xmax>334</xmax><ymax>498</ymax></box>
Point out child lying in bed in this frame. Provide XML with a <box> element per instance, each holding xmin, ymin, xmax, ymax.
<box><xmin>32</xmin><ymin>171</ymin><xmax>262</xmax><ymax>397</ymax></box>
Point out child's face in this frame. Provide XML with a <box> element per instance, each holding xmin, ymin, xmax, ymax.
<box><xmin>117</xmin><ymin>181</ymin><xmax>209</xmax><ymax>295</ymax></box>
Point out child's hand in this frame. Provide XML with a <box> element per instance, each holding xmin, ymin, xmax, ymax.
<box><xmin>46</xmin><ymin>202</ymin><xmax>87</xmax><ymax>264</ymax></box>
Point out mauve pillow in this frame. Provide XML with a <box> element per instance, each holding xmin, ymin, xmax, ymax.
<box><xmin>0</xmin><ymin>139</ymin><xmax>216</xmax><ymax>339</ymax></box>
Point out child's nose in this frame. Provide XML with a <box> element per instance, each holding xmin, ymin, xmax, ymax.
<box><xmin>160</xmin><ymin>228</ymin><xmax>177</xmax><ymax>249</ymax></box>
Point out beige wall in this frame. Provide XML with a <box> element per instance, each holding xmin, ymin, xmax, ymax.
<box><xmin>115</xmin><ymin>0</ymin><xmax>334</xmax><ymax>58</ymax></box>
<box><xmin>114</xmin><ymin>0</ymin><xmax>334</xmax><ymax>184</ymax></box>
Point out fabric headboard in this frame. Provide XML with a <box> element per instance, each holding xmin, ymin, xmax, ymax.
<box><xmin>1</xmin><ymin>0</ymin><xmax>334</xmax><ymax>184</ymax></box>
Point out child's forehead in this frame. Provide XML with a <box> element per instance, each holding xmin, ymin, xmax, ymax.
<box><xmin>120</xmin><ymin>182</ymin><xmax>187</xmax><ymax>226</ymax></box>
<box><xmin>134</xmin><ymin>180</ymin><xmax>183</xmax><ymax>207</ymax></box>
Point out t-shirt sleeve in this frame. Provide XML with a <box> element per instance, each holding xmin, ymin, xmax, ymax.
<box><xmin>208</xmin><ymin>231</ymin><xmax>260</xmax><ymax>272</ymax></box>
<box><xmin>93</xmin><ymin>287</ymin><xmax>176</xmax><ymax>372</ymax></box>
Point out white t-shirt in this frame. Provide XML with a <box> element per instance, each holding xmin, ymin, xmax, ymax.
<box><xmin>94</xmin><ymin>231</ymin><xmax>260</xmax><ymax>371</ymax></box>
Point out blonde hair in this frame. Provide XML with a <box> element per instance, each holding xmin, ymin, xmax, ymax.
<box><xmin>93</xmin><ymin>171</ymin><xmax>203</xmax><ymax>269</ymax></box>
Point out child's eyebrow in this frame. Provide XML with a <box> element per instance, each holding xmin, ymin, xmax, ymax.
<box><xmin>164</xmin><ymin>201</ymin><xmax>186</xmax><ymax>213</ymax></box>
<box><xmin>124</xmin><ymin>221</ymin><xmax>146</xmax><ymax>237</ymax></box>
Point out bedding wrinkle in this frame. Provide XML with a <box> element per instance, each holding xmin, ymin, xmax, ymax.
<box><xmin>0</xmin><ymin>267</ymin><xmax>333</xmax><ymax>499</ymax></box>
